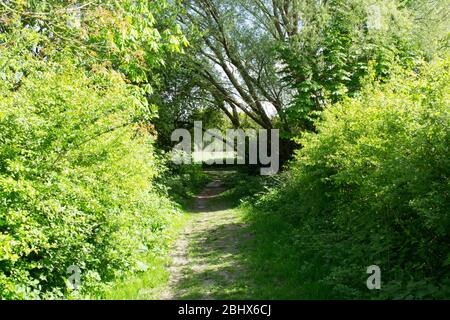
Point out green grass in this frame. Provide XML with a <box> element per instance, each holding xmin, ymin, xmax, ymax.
<box><xmin>175</xmin><ymin>207</ymin><xmax>253</xmax><ymax>300</ymax></box>
<box><xmin>95</xmin><ymin>170</ymin><xmax>346</xmax><ymax>300</ymax></box>
<box><xmin>239</xmin><ymin>207</ymin><xmax>336</xmax><ymax>299</ymax></box>
<box><xmin>101</xmin><ymin>255</ymin><xmax>172</xmax><ymax>300</ymax></box>
<box><xmin>97</xmin><ymin>212</ymin><xmax>189</xmax><ymax>300</ymax></box>
<box><xmin>208</xmin><ymin>173</ymin><xmax>338</xmax><ymax>299</ymax></box>
<box><xmin>95</xmin><ymin>171</ymin><xmax>335</xmax><ymax>300</ymax></box>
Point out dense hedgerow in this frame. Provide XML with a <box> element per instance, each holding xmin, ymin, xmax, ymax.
<box><xmin>0</xmin><ymin>0</ymin><xmax>190</xmax><ymax>300</ymax></box>
<box><xmin>0</xmin><ymin>59</ymin><xmax>182</xmax><ymax>299</ymax></box>
<box><xmin>245</xmin><ymin>56</ymin><xmax>450</xmax><ymax>299</ymax></box>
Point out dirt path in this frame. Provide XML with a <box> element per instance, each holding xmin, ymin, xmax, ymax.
<box><xmin>160</xmin><ymin>173</ymin><xmax>252</xmax><ymax>300</ymax></box>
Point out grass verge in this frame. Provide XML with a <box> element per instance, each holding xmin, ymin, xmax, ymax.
<box><xmin>97</xmin><ymin>211</ymin><xmax>189</xmax><ymax>300</ymax></box>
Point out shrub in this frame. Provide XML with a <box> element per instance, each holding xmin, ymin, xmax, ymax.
<box><xmin>246</xmin><ymin>55</ymin><xmax>450</xmax><ymax>299</ymax></box>
<box><xmin>154</xmin><ymin>160</ymin><xmax>210</xmax><ymax>206</ymax></box>
<box><xmin>0</xmin><ymin>59</ymin><xmax>181</xmax><ymax>299</ymax></box>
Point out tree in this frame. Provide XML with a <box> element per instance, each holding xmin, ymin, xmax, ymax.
<box><xmin>180</xmin><ymin>0</ymin><xmax>290</xmax><ymax>131</ymax></box>
<box><xmin>0</xmin><ymin>0</ymin><xmax>187</xmax><ymax>95</ymax></box>
<box><xmin>173</xmin><ymin>0</ymin><xmax>427</xmax><ymax>163</ymax></box>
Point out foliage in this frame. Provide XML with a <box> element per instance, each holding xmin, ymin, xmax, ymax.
<box><xmin>175</xmin><ymin>0</ymin><xmax>446</xmax><ymax>163</ymax></box>
<box><xmin>279</xmin><ymin>0</ymin><xmax>422</xmax><ymax>133</ymax></box>
<box><xmin>244</xmin><ymin>56</ymin><xmax>450</xmax><ymax>299</ymax></box>
<box><xmin>0</xmin><ymin>0</ymin><xmax>187</xmax><ymax>91</ymax></box>
<box><xmin>150</xmin><ymin>54</ymin><xmax>236</xmax><ymax>151</ymax></box>
<box><xmin>0</xmin><ymin>0</ymin><xmax>188</xmax><ymax>299</ymax></box>
<box><xmin>0</xmin><ymin>0</ymin><xmax>448</xmax><ymax>301</ymax></box>
<box><xmin>0</xmin><ymin>59</ymin><xmax>181</xmax><ymax>299</ymax></box>
<box><xmin>155</xmin><ymin>160</ymin><xmax>211</xmax><ymax>207</ymax></box>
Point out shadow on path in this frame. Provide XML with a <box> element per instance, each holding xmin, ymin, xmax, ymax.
<box><xmin>160</xmin><ymin>171</ymin><xmax>255</xmax><ymax>300</ymax></box>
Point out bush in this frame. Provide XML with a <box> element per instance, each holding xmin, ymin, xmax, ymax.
<box><xmin>246</xmin><ymin>56</ymin><xmax>450</xmax><ymax>299</ymax></box>
<box><xmin>0</xmin><ymin>59</ymin><xmax>182</xmax><ymax>299</ymax></box>
<box><xmin>154</xmin><ymin>158</ymin><xmax>210</xmax><ymax>206</ymax></box>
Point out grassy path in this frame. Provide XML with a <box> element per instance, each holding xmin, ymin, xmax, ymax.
<box><xmin>160</xmin><ymin>171</ymin><xmax>255</xmax><ymax>300</ymax></box>
<box><xmin>101</xmin><ymin>170</ymin><xmax>314</xmax><ymax>300</ymax></box>
<box><xmin>102</xmin><ymin>170</ymin><xmax>311</xmax><ymax>300</ymax></box>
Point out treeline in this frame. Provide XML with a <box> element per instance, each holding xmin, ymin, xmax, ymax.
<box><xmin>152</xmin><ymin>0</ymin><xmax>449</xmax><ymax>163</ymax></box>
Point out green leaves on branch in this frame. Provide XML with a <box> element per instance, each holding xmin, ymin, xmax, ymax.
<box><xmin>0</xmin><ymin>0</ymin><xmax>188</xmax><ymax>90</ymax></box>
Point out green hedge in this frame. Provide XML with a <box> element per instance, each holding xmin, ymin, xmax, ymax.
<box><xmin>0</xmin><ymin>60</ymin><xmax>181</xmax><ymax>299</ymax></box>
<box><xmin>247</xmin><ymin>56</ymin><xmax>450</xmax><ymax>299</ymax></box>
